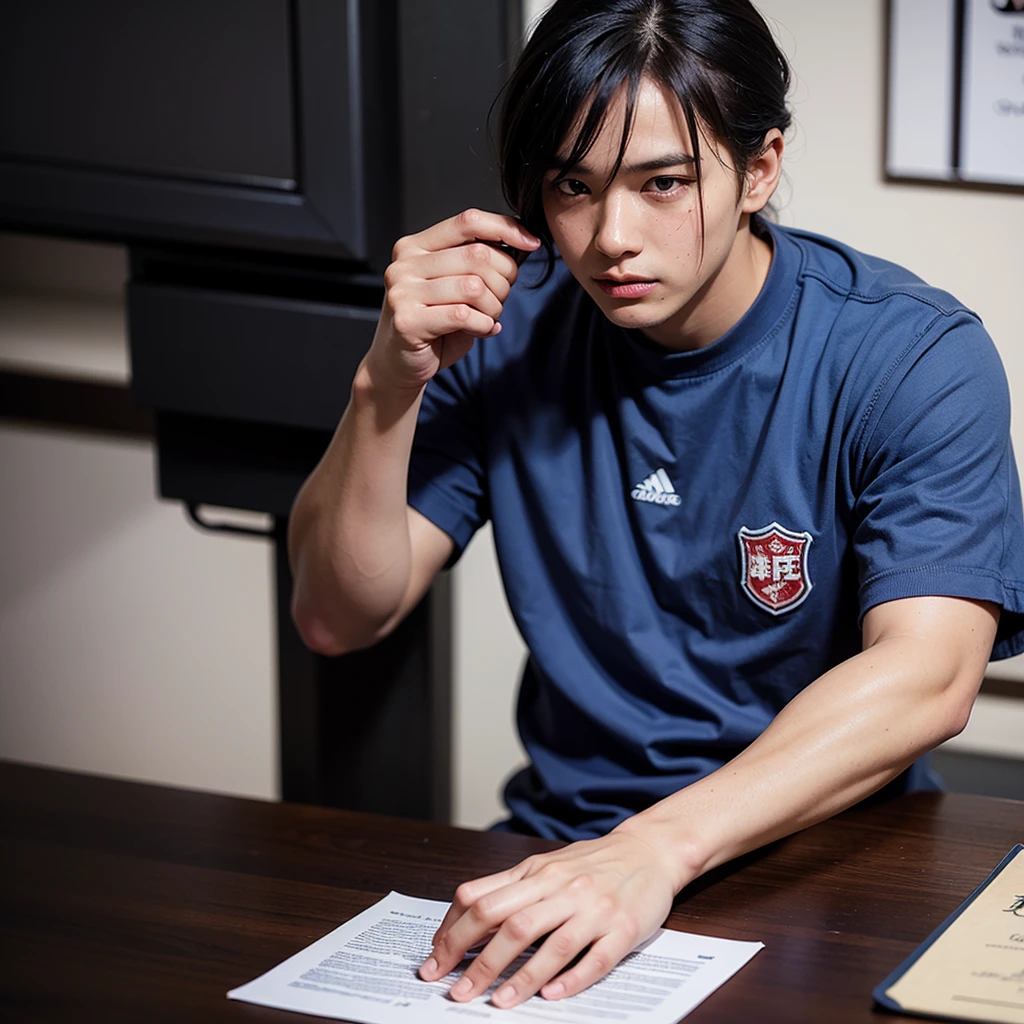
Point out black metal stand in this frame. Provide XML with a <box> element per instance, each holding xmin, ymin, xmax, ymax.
<box><xmin>273</xmin><ymin>519</ymin><xmax>452</xmax><ymax>820</ymax></box>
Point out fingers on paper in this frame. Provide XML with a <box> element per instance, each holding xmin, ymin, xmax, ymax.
<box><xmin>418</xmin><ymin>861</ymin><xmax>532</xmax><ymax>982</ymax></box>
<box><xmin>430</xmin><ymin>860</ymin><xmax>530</xmax><ymax>945</ymax></box>
<box><xmin>490</xmin><ymin>914</ymin><xmax>602</xmax><ymax>1007</ymax></box>
<box><xmin>429</xmin><ymin>873</ymin><xmax>544</xmax><ymax>972</ymax></box>
<box><xmin>539</xmin><ymin>931</ymin><xmax>637</xmax><ymax>1002</ymax></box>
<box><xmin>451</xmin><ymin>896</ymin><xmax>583</xmax><ymax>1003</ymax></box>
<box><xmin>422</xmin><ymin>837</ymin><xmax>670</xmax><ymax>1006</ymax></box>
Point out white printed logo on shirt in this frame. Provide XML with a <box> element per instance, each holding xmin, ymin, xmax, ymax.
<box><xmin>738</xmin><ymin>522</ymin><xmax>813</xmax><ymax>615</ymax></box>
<box><xmin>631</xmin><ymin>468</ymin><xmax>682</xmax><ymax>506</ymax></box>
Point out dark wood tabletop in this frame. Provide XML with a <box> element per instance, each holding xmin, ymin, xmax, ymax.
<box><xmin>1</xmin><ymin>760</ymin><xmax>1022</xmax><ymax>1023</ymax></box>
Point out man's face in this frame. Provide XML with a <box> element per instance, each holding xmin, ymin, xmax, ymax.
<box><xmin>541</xmin><ymin>77</ymin><xmax>768</xmax><ymax>351</ymax></box>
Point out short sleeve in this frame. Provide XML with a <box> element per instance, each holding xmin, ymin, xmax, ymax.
<box><xmin>853</xmin><ymin>312</ymin><xmax>1024</xmax><ymax>659</ymax></box>
<box><xmin>407</xmin><ymin>350</ymin><xmax>490</xmax><ymax>563</ymax></box>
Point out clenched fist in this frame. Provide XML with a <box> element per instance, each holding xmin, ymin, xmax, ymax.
<box><xmin>365</xmin><ymin>208</ymin><xmax>541</xmax><ymax>392</ymax></box>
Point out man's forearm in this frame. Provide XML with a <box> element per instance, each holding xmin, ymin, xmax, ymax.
<box><xmin>615</xmin><ymin>602</ymin><xmax>994</xmax><ymax>891</ymax></box>
<box><xmin>288</xmin><ymin>357</ymin><xmax>426</xmax><ymax>653</ymax></box>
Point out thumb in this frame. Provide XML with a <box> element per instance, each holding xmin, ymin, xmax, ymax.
<box><xmin>437</xmin><ymin>331</ymin><xmax>481</xmax><ymax>370</ymax></box>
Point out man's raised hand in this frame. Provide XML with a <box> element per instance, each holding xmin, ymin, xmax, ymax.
<box><xmin>365</xmin><ymin>209</ymin><xmax>540</xmax><ymax>392</ymax></box>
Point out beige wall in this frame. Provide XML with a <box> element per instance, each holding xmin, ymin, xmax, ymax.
<box><xmin>0</xmin><ymin>426</ymin><xmax>278</xmax><ymax>798</ymax></box>
<box><xmin>0</xmin><ymin>237</ymin><xmax>278</xmax><ymax>800</ymax></box>
<box><xmin>1</xmin><ymin>0</ymin><xmax>1020</xmax><ymax>825</ymax></box>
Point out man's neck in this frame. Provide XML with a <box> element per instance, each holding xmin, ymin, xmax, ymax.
<box><xmin>641</xmin><ymin>218</ymin><xmax>774</xmax><ymax>353</ymax></box>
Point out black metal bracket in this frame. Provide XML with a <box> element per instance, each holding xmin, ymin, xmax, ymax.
<box><xmin>185</xmin><ymin>502</ymin><xmax>274</xmax><ymax>539</ymax></box>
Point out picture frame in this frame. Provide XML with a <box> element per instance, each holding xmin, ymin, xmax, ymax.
<box><xmin>886</xmin><ymin>0</ymin><xmax>1024</xmax><ymax>189</ymax></box>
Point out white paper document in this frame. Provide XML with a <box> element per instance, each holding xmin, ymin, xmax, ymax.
<box><xmin>229</xmin><ymin>891</ymin><xmax>763</xmax><ymax>1024</ymax></box>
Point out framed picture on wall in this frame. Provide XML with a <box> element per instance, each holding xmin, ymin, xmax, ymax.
<box><xmin>887</xmin><ymin>0</ymin><xmax>1024</xmax><ymax>188</ymax></box>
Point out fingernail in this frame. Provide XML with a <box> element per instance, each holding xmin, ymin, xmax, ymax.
<box><xmin>451</xmin><ymin>977</ymin><xmax>473</xmax><ymax>998</ymax></box>
<box><xmin>544</xmin><ymin>980</ymin><xmax>565</xmax><ymax>999</ymax></box>
<box><xmin>494</xmin><ymin>984</ymin><xmax>515</xmax><ymax>1005</ymax></box>
<box><xmin>421</xmin><ymin>957</ymin><xmax>438</xmax><ymax>979</ymax></box>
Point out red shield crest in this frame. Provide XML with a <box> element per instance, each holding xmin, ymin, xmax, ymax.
<box><xmin>738</xmin><ymin>522</ymin><xmax>813</xmax><ymax>615</ymax></box>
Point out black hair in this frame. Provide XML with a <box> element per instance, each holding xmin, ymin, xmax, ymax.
<box><xmin>497</xmin><ymin>0</ymin><xmax>792</xmax><ymax>282</ymax></box>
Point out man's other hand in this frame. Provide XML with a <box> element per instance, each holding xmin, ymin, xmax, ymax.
<box><xmin>418</xmin><ymin>830</ymin><xmax>680</xmax><ymax>1008</ymax></box>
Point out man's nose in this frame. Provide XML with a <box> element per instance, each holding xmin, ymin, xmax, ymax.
<box><xmin>594</xmin><ymin>191</ymin><xmax>642</xmax><ymax>259</ymax></box>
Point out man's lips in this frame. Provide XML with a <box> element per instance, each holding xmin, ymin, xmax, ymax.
<box><xmin>594</xmin><ymin>277</ymin><xmax>657</xmax><ymax>298</ymax></box>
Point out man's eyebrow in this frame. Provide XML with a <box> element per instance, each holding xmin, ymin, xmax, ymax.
<box><xmin>551</xmin><ymin>152</ymin><xmax>697</xmax><ymax>176</ymax></box>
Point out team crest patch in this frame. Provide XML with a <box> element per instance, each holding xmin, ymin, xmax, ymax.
<box><xmin>738</xmin><ymin>522</ymin><xmax>813</xmax><ymax>615</ymax></box>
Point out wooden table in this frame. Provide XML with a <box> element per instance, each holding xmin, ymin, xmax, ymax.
<box><xmin>1</xmin><ymin>761</ymin><xmax>1021</xmax><ymax>1023</ymax></box>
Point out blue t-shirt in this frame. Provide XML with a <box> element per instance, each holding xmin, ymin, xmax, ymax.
<box><xmin>408</xmin><ymin>219</ymin><xmax>1024</xmax><ymax>841</ymax></box>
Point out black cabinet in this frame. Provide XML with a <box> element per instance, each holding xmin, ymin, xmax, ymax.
<box><xmin>128</xmin><ymin>283</ymin><xmax>377</xmax><ymax>432</ymax></box>
<box><xmin>2</xmin><ymin>0</ymin><xmax>518</xmax><ymax>267</ymax></box>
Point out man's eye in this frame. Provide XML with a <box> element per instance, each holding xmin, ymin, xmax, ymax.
<box><xmin>555</xmin><ymin>178</ymin><xmax>589</xmax><ymax>196</ymax></box>
<box><xmin>649</xmin><ymin>176</ymin><xmax>685</xmax><ymax>193</ymax></box>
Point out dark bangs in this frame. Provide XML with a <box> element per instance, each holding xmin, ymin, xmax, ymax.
<box><xmin>496</xmin><ymin>0</ymin><xmax>792</xmax><ymax>283</ymax></box>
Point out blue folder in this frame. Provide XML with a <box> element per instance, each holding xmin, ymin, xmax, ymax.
<box><xmin>873</xmin><ymin>843</ymin><xmax>1024</xmax><ymax>1021</ymax></box>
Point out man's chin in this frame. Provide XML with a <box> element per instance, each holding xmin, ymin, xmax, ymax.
<box><xmin>597</xmin><ymin>302</ymin><xmax>677</xmax><ymax>333</ymax></box>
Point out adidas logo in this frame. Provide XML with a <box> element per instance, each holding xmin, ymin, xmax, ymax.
<box><xmin>631</xmin><ymin>468</ymin><xmax>681</xmax><ymax>506</ymax></box>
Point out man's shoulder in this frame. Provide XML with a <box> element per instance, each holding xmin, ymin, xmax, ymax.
<box><xmin>773</xmin><ymin>221</ymin><xmax>976</xmax><ymax>322</ymax></box>
<box><xmin>759</xmin><ymin>223</ymin><xmax>1001</xmax><ymax>455</ymax></box>
<box><xmin>768</xmin><ymin>222</ymin><xmax>990</xmax><ymax>399</ymax></box>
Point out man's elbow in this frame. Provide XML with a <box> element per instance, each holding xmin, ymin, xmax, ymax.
<box><xmin>290</xmin><ymin>593</ymin><xmax>395</xmax><ymax>657</ymax></box>
<box><xmin>292</xmin><ymin>604</ymin><xmax>350</xmax><ymax>656</ymax></box>
<box><xmin>932</xmin><ymin>666</ymin><xmax>984</xmax><ymax>745</ymax></box>
<box><xmin>938</xmin><ymin>685</ymin><xmax>978</xmax><ymax>744</ymax></box>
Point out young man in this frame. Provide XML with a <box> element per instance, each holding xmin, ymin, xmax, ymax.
<box><xmin>289</xmin><ymin>0</ymin><xmax>1024</xmax><ymax>1008</ymax></box>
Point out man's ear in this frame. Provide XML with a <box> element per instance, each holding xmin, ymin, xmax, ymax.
<box><xmin>741</xmin><ymin>129</ymin><xmax>784</xmax><ymax>214</ymax></box>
